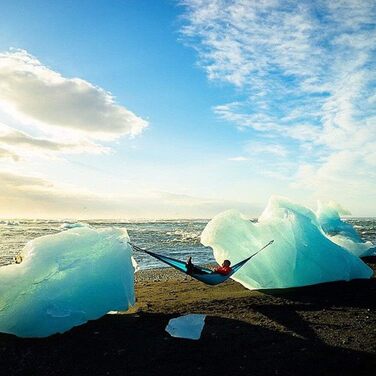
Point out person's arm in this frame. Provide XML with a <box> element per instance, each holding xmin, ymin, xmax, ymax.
<box><xmin>213</xmin><ymin>266</ymin><xmax>224</xmax><ymax>274</ymax></box>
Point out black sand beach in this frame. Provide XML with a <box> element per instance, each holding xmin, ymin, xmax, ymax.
<box><xmin>0</xmin><ymin>258</ymin><xmax>375</xmax><ymax>376</ymax></box>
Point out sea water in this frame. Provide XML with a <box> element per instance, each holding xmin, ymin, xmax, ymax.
<box><xmin>0</xmin><ymin>216</ymin><xmax>375</xmax><ymax>270</ymax></box>
<box><xmin>0</xmin><ymin>219</ymin><xmax>212</xmax><ymax>269</ymax></box>
<box><xmin>0</xmin><ymin>217</ymin><xmax>376</xmax><ymax>269</ymax></box>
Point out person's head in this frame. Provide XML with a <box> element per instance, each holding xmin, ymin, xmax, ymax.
<box><xmin>222</xmin><ymin>259</ymin><xmax>231</xmax><ymax>267</ymax></box>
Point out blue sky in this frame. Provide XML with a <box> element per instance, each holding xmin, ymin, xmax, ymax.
<box><xmin>0</xmin><ymin>0</ymin><xmax>375</xmax><ymax>218</ymax></box>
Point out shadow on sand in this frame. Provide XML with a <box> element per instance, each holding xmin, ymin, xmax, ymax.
<box><xmin>0</xmin><ymin>308</ymin><xmax>374</xmax><ymax>376</ymax></box>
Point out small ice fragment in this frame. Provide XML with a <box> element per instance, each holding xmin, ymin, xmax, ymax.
<box><xmin>60</xmin><ymin>222</ymin><xmax>90</xmax><ymax>229</ymax></box>
<box><xmin>2</xmin><ymin>220</ymin><xmax>19</xmax><ymax>226</ymax></box>
<box><xmin>165</xmin><ymin>314</ymin><xmax>206</xmax><ymax>340</ymax></box>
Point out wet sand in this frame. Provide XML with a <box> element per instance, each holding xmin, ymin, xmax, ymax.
<box><xmin>0</xmin><ymin>258</ymin><xmax>375</xmax><ymax>376</ymax></box>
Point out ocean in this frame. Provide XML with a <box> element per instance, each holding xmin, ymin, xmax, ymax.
<box><xmin>1</xmin><ymin>218</ymin><xmax>375</xmax><ymax>269</ymax></box>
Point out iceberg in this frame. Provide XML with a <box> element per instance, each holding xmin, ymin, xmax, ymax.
<box><xmin>0</xmin><ymin>227</ymin><xmax>135</xmax><ymax>338</ymax></box>
<box><xmin>317</xmin><ymin>201</ymin><xmax>375</xmax><ymax>257</ymax></box>
<box><xmin>201</xmin><ymin>196</ymin><xmax>373</xmax><ymax>290</ymax></box>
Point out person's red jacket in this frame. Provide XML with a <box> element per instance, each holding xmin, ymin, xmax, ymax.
<box><xmin>214</xmin><ymin>265</ymin><xmax>232</xmax><ymax>275</ymax></box>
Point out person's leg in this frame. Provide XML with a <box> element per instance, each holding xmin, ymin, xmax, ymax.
<box><xmin>186</xmin><ymin>257</ymin><xmax>193</xmax><ymax>274</ymax></box>
<box><xmin>186</xmin><ymin>257</ymin><xmax>209</xmax><ymax>275</ymax></box>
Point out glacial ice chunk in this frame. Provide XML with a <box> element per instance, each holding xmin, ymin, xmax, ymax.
<box><xmin>0</xmin><ymin>227</ymin><xmax>135</xmax><ymax>337</ymax></box>
<box><xmin>317</xmin><ymin>201</ymin><xmax>375</xmax><ymax>257</ymax></box>
<box><xmin>60</xmin><ymin>222</ymin><xmax>90</xmax><ymax>229</ymax></box>
<box><xmin>165</xmin><ymin>314</ymin><xmax>206</xmax><ymax>340</ymax></box>
<box><xmin>201</xmin><ymin>196</ymin><xmax>373</xmax><ymax>290</ymax></box>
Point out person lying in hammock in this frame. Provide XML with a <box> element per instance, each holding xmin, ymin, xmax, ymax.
<box><xmin>186</xmin><ymin>257</ymin><xmax>232</xmax><ymax>276</ymax></box>
<box><xmin>214</xmin><ymin>259</ymin><xmax>232</xmax><ymax>275</ymax></box>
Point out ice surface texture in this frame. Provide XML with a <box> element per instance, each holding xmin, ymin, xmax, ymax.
<box><xmin>166</xmin><ymin>314</ymin><xmax>206</xmax><ymax>340</ymax></box>
<box><xmin>201</xmin><ymin>197</ymin><xmax>373</xmax><ymax>290</ymax></box>
<box><xmin>317</xmin><ymin>201</ymin><xmax>375</xmax><ymax>257</ymax></box>
<box><xmin>0</xmin><ymin>227</ymin><xmax>135</xmax><ymax>337</ymax></box>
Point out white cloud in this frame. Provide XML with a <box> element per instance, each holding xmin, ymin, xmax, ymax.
<box><xmin>245</xmin><ymin>142</ymin><xmax>288</xmax><ymax>157</ymax></box>
<box><xmin>181</xmin><ymin>0</ymin><xmax>323</xmax><ymax>87</ymax></box>
<box><xmin>0</xmin><ymin>170</ymin><xmax>106</xmax><ymax>218</ymax></box>
<box><xmin>214</xmin><ymin>102</ymin><xmax>283</xmax><ymax>132</ymax></box>
<box><xmin>0</xmin><ymin>147</ymin><xmax>19</xmax><ymax>161</ymax></box>
<box><xmin>181</xmin><ymin>0</ymin><xmax>376</xmax><ymax>208</ymax></box>
<box><xmin>228</xmin><ymin>156</ymin><xmax>248</xmax><ymax>161</ymax></box>
<box><xmin>0</xmin><ymin>123</ymin><xmax>107</xmax><ymax>157</ymax></box>
<box><xmin>0</xmin><ymin>170</ymin><xmax>261</xmax><ymax>219</ymax></box>
<box><xmin>0</xmin><ymin>49</ymin><xmax>148</xmax><ymax>140</ymax></box>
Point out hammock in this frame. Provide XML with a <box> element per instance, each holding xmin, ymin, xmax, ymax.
<box><xmin>129</xmin><ymin>240</ymin><xmax>274</xmax><ymax>286</ymax></box>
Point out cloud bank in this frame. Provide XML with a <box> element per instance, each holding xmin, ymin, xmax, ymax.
<box><xmin>181</xmin><ymin>0</ymin><xmax>376</xmax><ymax>206</ymax></box>
<box><xmin>0</xmin><ymin>49</ymin><xmax>148</xmax><ymax>162</ymax></box>
<box><xmin>0</xmin><ymin>123</ymin><xmax>106</xmax><ymax>158</ymax></box>
<box><xmin>0</xmin><ymin>49</ymin><xmax>152</xmax><ymax>217</ymax></box>
<box><xmin>0</xmin><ymin>50</ymin><xmax>148</xmax><ymax>140</ymax></box>
<box><xmin>0</xmin><ymin>171</ymin><xmax>261</xmax><ymax>219</ymax></box>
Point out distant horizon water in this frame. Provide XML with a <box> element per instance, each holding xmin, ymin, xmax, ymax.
<box><xmin>1</xmin><ymin>215</ymin><xmax>376</xmax><ymax>221</ymax></box>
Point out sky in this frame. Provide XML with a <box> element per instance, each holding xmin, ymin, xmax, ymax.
<box><xmin>0</xmin><ymin>0</ymin><xmax>375</xmax><ymax>219</ymax></box>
